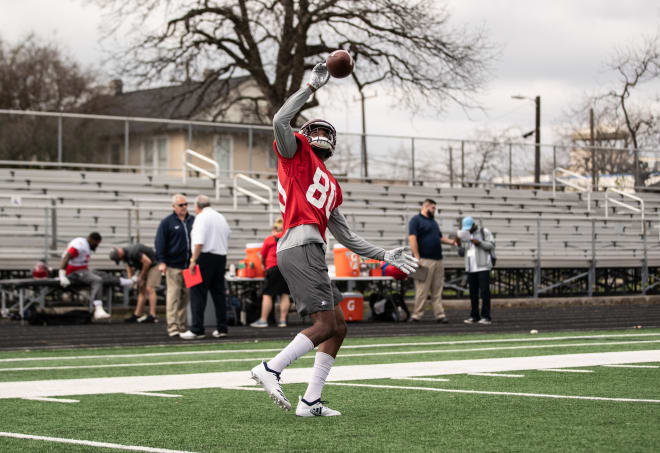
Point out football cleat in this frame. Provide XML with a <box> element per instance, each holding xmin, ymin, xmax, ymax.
<box><xmin>250</xmin><ymin>362</ymin><xmax>291</xmax><ymax>411</ymax></box>
<box><xmin>295</xmin><ymin>396</ymin><xmax>341</xmax><ymax>417</ymax></box>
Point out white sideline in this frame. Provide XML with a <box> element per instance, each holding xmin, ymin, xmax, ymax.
<box><xmin>2</xmin><ymin>339</ymin><xmax>660</xmax><ymax>372</ymax></box>
<box><xmin>2</xmin><ymin>332</ymin><xmax>659</xmax><ymax>363</ymax></box>
<box><xmin>402</xmin><ymin>377</ymin><xmax>451</xmax><ymax>382</ymax></box>
<box><xmin>0</xmin><ymin>350</ymin><xmax>658</xmax><ymax>399</ymax></box>
<box><xmin>21</xmin><ymin>397</ymin><xmax>79</xmax><ymax>403</ymax></box>
<box><xmin>0</xmin><ymin>432</ymin><xmax>197</xmax><ymax>453</ymax></box>
<box><xmin>326</xmin><ymin>382</ymin><xmax>660</xmax><ymax>404</ymax></box>
<box><xmin>124</xmin><ymin>392</ymin><xmax>182</xmax><ymax>398</ymax></box>
<box><xmin>468</xmin><ymin>372</ymin><xmax>525</xmax><ymax>378</ymax></box>
<box><xmin>539</xmin><ymin>369</ymin><xmax>594</xmax><ymax>373</ymax></box>
<box><xmin>602</xmin><ymin>364</ymin><xmax>659</xmax><ymax>369</ymax></box>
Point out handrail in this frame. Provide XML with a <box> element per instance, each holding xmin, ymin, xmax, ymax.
<box><xmin>233</xmin><ymin>173</ymin><xmax>274</xmax><ymax>226</ymax></box>
<box><xmin>182</xmin><ymin>149</ymin><xmax>220</xmax><ymax>200</ymax></box>
<box><xmin>552</xmin><ymin>167</ymin><xmax>591</xmax><ymax>211</ymax></box>
<box><xmin>605</xmin><ymin>187</ymin><xmax>645</xmax><ymax>232</ymax></box>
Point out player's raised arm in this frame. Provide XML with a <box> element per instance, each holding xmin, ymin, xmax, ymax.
<box><xmin>273</xmin><ymin>63</ymin><xmax>330</xmax><ymax>159</ymax></box>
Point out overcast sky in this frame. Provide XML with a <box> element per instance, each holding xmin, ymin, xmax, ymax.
<box><xmin>1</xmin><ymin>0</ymin><xmax>659</xmax><ymax>144</ymax></box>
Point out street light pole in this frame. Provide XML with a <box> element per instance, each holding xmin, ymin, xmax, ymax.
<box><xmin>534</xmin><ymin>95</ymin><xmax>541</xmax><ymax>184</ymax></box>
<box><xmin>512</xmin><ymin>94</ymin><xmax>541</xmax><ymax>184</ymax></box>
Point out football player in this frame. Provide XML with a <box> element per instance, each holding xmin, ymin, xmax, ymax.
<box><xmin>250</xmin><ymin>62</ymin><xmax>418</xmax><ymax>416</ymax></box>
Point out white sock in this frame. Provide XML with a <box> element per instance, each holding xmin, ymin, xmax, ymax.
<box><xmin>303</xmin><ymin>351</ymin><xmax>335</xmax><ymax>403</ymax></box>
<box><xmin>267</xmin><ymin>333</ymin><xmax>314</xmax><ymax>373</ymax></box>
<box><xmin>93</xmin><ymin>300</ymin><xmax>103</xmax><ymax>308</ymax></box>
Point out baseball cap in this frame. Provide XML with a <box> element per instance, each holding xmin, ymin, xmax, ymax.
<box><xmin>109</xmin><ymin>247</ymin><xmax>122</xmax><ymax>264</ymax></box>
<box><xmin>461</xmin><ymin>216</ymin><xmax>475</xmax><ymax>231</ymax></box>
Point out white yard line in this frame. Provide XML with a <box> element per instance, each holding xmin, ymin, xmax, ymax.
<box><xmin>401</xmin><ymin>377</ymin><xmax>451</xmax><ymax>382</ymax></box>
<box><xmin>21</xmin><ymin>397</ymin><xmax>79</xmax><ymax>403</ymax></box>
<box><xmin>1</xmin><ymin>350</ymin><xmax>658</xmax><ymax>399</ymax></box>
<box><xmin>2</xmin><ymin>339</ymin><xmax>659</xmax><ymax>372</ymax></box>
<box><xmin>539</xmin><ymin>369</ymin><xmax>594</xmax><ymax>373</ymax></box>
<box><xmin>124</xmin><ymin>392</ymin><xmax>182</xmax><ymax>398</ymax></box>
<box><xmin>326</xmin><ymin>382</ymin><xmax>660</xmax><ymax>404</ymax></box>
<box><xmin>2</xmin><ymin>333</ymin><xmax>660</xmax><ymax>363</ymax></box>
<box><xmin>0</xmin><ymin>432</ymin><xmax>197</xmax><ymax>452</ymax></box>
<box><xmin>468</xmin><ymin>373</ymin><xmax>525</xmax><ymax>378</ymax></box>
<box><xmin>602</xmin><ymin>364</ymin><xmax>659</xmax><ymax>369</ymax></box>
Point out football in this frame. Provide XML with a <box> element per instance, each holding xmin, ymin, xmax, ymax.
<box><xmin>325</xmin><ymin>50</ymin><xmax>354</xmax><ymax>78</ymax></box>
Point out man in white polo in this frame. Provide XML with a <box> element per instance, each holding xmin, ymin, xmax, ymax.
<box><xmin>180</xmin><ymin>195</ymin><xmax>232</xmax><ymax>340</ymax></box>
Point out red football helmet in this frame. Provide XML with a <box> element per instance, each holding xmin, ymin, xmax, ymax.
<box><xmin>300</xmin><ymin>119</ymin><xmax>336</xmax><ymax>156</ymax></box>
<box><xmin>32</xmin><ymin>261</ymin><xmax>49</xmax><ymax>279</ymax></box>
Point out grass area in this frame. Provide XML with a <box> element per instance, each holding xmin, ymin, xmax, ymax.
<box><xmin>0</xmin><ymin>328</ymin><xmax>659</xmax><ymax>452</ymax></box>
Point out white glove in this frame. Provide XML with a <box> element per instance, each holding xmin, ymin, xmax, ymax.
<box><xmin>383</xmin><ymin>247</ymin><xmax>419</xmax><ymax>275</ymax></box>
<box><xmin>131</xmin><ymin>275</ymin><xmax>139</xmax><ymax>283</ymax></box>
<box><xmin>58</xmin><ymin>269</ymin><xmax>71</xmax><ymax>288</ymax></box>
<box><xmin>308</xmin><ymin>63</ymin><xmax>330</xmax><ymax>91</ymax></box>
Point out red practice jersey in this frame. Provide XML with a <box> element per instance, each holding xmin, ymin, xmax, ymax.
<box><xmin>275</xmin><ymin>132</ymin><xmax>343</xmax><ymax>241</ymax></box>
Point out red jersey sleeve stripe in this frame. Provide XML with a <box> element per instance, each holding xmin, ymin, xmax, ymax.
<box><xmin>67</xmin><ymin>247</ymin><xmax>79</xmax><ymax>258</ymax></box>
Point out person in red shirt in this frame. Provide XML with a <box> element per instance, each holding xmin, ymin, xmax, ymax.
<box><xmin>250</xmin><ymin>61</ymin><xmax>418</xmax><ymax>417</ymax></box>
<box><xmin>250</xmin><ymin>218</ymin><xmax>291</xmax><ymax>328</ymax></box>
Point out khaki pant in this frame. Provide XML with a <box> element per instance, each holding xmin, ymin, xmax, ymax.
<box><xmin>166</xmin><ymin>267</ymin><xmax>189</xmax><ymax>335</ymax></box>
<box><xmin>411</xmin><ymin>258</ymin><xmax>445</xmax><ymax>320</ymax></box>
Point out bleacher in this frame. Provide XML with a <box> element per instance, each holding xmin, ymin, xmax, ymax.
<box><xmin>0</xmin><ymin>167</ymin><xmax>658</xmax><ymax>273</ymax></box>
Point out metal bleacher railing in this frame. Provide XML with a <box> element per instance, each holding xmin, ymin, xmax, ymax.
<box><xmin>3</xmin><ymin>108</ymin><xmax>660</xmax><ymax>185</ymax></box>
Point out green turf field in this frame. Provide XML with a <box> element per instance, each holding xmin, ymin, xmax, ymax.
<box><xmin>1</xmin><ymin>328</ymin><xmax>659</xmax><ymax>452</ymax></box>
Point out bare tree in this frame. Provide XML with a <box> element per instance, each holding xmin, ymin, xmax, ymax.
<box><xmin>95</xmin><ymin>0</ymin><xmax>493</xmax><ymax>123</ymax></box>
<box><xmin>604</xmin><ymin>32</ymin><xmax>660</xmax><ymax>187</ymax></box>
<box><xmin>0</xmin><ymin>34</ymin><xmax>103</xmax><ymax>161</ymax></box>
<box><xmin>0</xmin><ymin>34</ymin><xmax>99</xmax><ymax>112</ymax></box>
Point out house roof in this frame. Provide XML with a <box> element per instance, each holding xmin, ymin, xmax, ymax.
<box><xmin>98</xmin><ymin>76</ymin><xmax>253</xmax><ymax>122</ymax></box>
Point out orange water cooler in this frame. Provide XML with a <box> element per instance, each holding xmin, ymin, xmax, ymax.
<box><xmin>333</xmin><ymin>243</ymin><xmax>360</xmax><ymax>277</ymax></box>
<box><xmin>245</xmin><ymin>242</ymin><xmax>265</xmax><ymax>278</ymax></box>
<box><xmin>339</xmin><ymin>292</ymin><xmax>364</xmax><ymax>321</ymax></box>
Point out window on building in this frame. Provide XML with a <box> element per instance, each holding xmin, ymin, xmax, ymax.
<box><xmin>142</xmin><ymin>137</ymin><xmax>168</xmax><ymax>175</ymax></box>
<box><xmin>214</xmin><ymin>135</ymin><xmax>233</xmax><ymax>176</ymax></box>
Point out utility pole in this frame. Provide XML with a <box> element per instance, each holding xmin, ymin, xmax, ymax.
<box><xmin>534</xmin><ymin>95</ymin><xmax>541</xmax><ymax>185</ymax></box>
<box><xmin>355</xmin><ymin>89</ymin><xmax>377</xmax><ymax>178</ymax></box>
<box><xmin>512</xmin><ymin>94</ymin><xmax>542</xmax><ymax>184</ymax></box>
<box><xmin>590</xmin><ymin>108</ymin><xmax>597</xmax><ymax>191</ymax></box>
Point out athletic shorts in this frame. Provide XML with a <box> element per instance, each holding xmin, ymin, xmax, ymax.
<box><xmin>145</xmin><ymin>266</ymin><xmax>162</xmax><ymax>289</ymax></box>
<box><xmin>277</xmin><ymin>243</ymin><xmax>343</xmax><ymax>317</ymax></box>
<box><xmin>262</xmin><ymin>266</ymin><xmax>290</xmax><ymax>297</ymax></box>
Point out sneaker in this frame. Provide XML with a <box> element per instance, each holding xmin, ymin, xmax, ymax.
<box><xmin>477</xmin><ymin>318</ymin><xmax>492</xmax><ymax>325</ymax></box>
<box><xmin>407</xmin><ymin>317</ymin><xmax>420</xmax><ymax>323</ymax></box>
<box><xmin>295</xmin><ymin>396</ymin><xmax>341</xmax><ymax>417</ymax></box>
<box><xmin>168</xmin><ymin>331</ymin><xmax>180</xmax><ymax>337</ymax></box>
<box><xmin>212</xmin><ymin>330</ymin><xmax>228</xmax><ymax>338</ymax></box>
<box><xmin>180</xmin><ymin>330</ymin><xmax>205</xmax><ymax>340</ymax></box>
<box><xmin>463</xmin><ymin>317</ymin><xmax>477</xmax><ymax>324</ymax></box>
<box><xmin>138</xmin><ymin>314</ymin><xmax>158</xmax><ymax>323</ymax></box>
<box><xmin>277</xmin><ymin>321</ymin><xmax>287</xmax><ymax>328</ymax></box>
<box><xmin>436</xmin><ymin>316</ymin><xmax>449</xmax><ymax>324</ymax></box>
<box><xmin>250</xmin><ymin>361</ymin><xmax>291</xmax><ymax>411</ymax></box>
<box><xmin>93</xmin><ymin>306</ymin><xmax>111</xmax><ymax>320</ymax></box>
<box><xmin>124</xmin><ymin>313</ymin><xmax>140</xmax><ymax>323</ymax></box>
<box><xmin>250</xmin><ymin>319</ymin><xmax>268</xmax><ymax>328</ymax></box>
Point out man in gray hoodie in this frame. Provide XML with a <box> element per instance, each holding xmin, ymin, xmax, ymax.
<box><xmin>457</xmin><ymin>216</ymin><xmax>495</xmax><ymax>325</ymax></box>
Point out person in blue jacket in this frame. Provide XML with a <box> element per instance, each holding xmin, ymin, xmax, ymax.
<box><xmin>155</xmin><ymin>194</ymin><xmax>195</xmax><ymax>337</ymax></box>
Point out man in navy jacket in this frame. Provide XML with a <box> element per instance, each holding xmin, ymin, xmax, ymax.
<box><xmin>155</xmin><ymin>194</ymin><xmax>195</xmax><ymax>337</ymax></box>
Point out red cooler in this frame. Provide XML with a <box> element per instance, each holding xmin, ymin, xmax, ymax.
<box><xmin>339</xmin><ymin>292</ymin><xmax>364</xmax><ymax>322</ymax></box>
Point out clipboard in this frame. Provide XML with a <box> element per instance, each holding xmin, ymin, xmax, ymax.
<box><xmin>183</xmin><ymin>265</ymin><xmax>203</xmax><ymax>288</ymax></box>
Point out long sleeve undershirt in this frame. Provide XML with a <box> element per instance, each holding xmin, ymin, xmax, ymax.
<box><xmin>273</xmin><ymin>86</ymin><xmax>385</xmax><ymax>261</ymax></box>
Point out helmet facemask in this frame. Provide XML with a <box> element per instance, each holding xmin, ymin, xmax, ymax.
<box><xmin>300</xmin><ymin>119</ymin><xmax>336</xmax><ymax>159</ymax></box>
